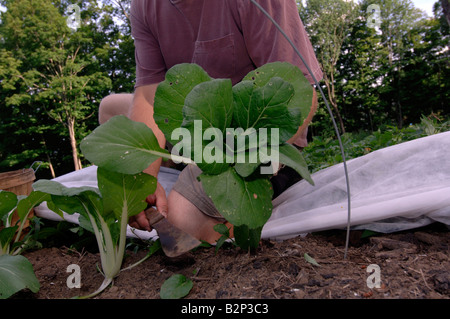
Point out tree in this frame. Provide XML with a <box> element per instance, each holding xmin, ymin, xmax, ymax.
<box><xmin>304</xmin><ymin>0</ymin><xmax>448</xmax><ymax>135</ymax></box>
<box><xmin>299</xmin><ymin>0</ymin><xmax>359</xmax><ymax>134</ymax></box>
<box><xmin>440</xmin><ymin>0</ymin><xmax>450</xmax><ymax>26</ymax></box>
<box><xmin>0</xmin><ymin>0</ymin><xmax>128</xmax><ymax>176</ymax></box>
<box><xmin>337</xmin><ymin>14</ymin><xmax>390</xmax><ymax>132</ymax></box>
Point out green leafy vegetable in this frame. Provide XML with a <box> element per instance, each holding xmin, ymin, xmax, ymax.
<box><xmin>80</xmin><ymin>116</ymin><xmax>176</xmax><ymax>175</ymax></box>
<box><xmin>232</xmin><ymin>77</ymin><xmax>297</xmax><ymax>143</ymax></box>
<box><xmin>0</xmin><ymin>190</ymin><xmax>49</xmax><ymax>298</ymax></box>
<box><xmin>213</xmin><ymin>223</ymin><xmax>235</xmax><ymax>253</ymax></box>
<box><xmin>0</xmin><ymin>190</ymin><xmax>51</xmax><ymax>256</ymax></box>
<box><xmin>198</xmin><ymin>167</ymin><xmax>273</xmax><ymax>228</ymax></box>
<box><xmin>0</xmin><ymin>191</ymin><xmax>18</xmax><ymax>223</ymax></box>
<box><xmin>153</xmin><ymin>63</ymin><xmax>212</xmax><ymax>146</ymax></box>
<box><xmin>0</xmin><ymin>255</ymin><xmax>40</xmax><ymax>299</ymax></box>
<box><xmin>32</xmin><ymin>167</ymin><xmax>157</xmax><ymax>298</ymax></box>
<box><xmin>80</xmin><ymin>62</ymin><xmax>314</xmax><ymax>251</ymax></box>
<box><xmin>243</xmin><ymin>61</ymin><xmax>313</xmax><ymax>123</ymax></box>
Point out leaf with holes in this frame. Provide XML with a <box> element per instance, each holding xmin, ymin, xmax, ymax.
<box><xmin>198</xmin><ymin>167</ymin><xmax>273</xmax><ymax>228</ymax></box>
<box><xmin>154</xmin><ymin>63</ymin><xmax>212</xmax><ymax>146</ymax></box>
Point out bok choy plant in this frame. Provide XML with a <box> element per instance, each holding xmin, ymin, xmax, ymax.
<box><xmin>80</xmin><ymin>62</ymin><xmax>314</xmax><ymax>250</ymax></box>
<box><xmin>32</xmin><ymin>167</ymin><xmax>156</xmax><ymax>298</ymax></box>
<box><xmin>0</xmin><ymin>190</ymin><xmax>47</xmax><ymax>298</ymax></box>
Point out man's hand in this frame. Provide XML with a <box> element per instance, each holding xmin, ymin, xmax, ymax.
<box><xmin>129</xmin><ymin>182</ymin><xmax>168</xmax><ymax>231</ymax></box>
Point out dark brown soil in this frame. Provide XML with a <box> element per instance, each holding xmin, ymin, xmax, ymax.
<box><xmin>16</xmin><ymin>223</ymin><xmax>450</xmax><ymax>300</ymax></box>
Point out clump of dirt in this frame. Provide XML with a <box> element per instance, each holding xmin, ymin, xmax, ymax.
<box><xmin>17</xmin><ymin>223</ymin><xmax>450</xmax><ymax>299</ymax></box>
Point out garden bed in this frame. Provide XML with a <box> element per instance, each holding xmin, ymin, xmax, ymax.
<box><xmin>18</xmin><ymin>223</ymin><xmax>450</xmax><ymax>299</ymax></box>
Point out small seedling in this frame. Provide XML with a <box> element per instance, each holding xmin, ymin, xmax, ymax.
<box><xmin>33</xmin><ymin>167</ymin><xmax>157</xmax><ymax>298</ymax></box>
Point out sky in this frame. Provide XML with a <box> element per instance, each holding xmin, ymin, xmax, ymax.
<box><xmin>412</xmin><ymin>0</ymin><xmax>435</xmax><ymax>16</ymax></box>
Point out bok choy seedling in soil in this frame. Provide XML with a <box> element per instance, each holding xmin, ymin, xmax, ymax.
<box><xmin>0</xmin><ymin>190</ymin><xmax>45</xmax><ymax>298</ymax></box>
<box><xmin>32</xmin><ymin>167</ymin><xmax>156</xmax><ymax>298</ymax></box>
<box><xmin>80</xmin><ymin>62</ymin><xmax>315</xmax><ymax>250</ymax></box>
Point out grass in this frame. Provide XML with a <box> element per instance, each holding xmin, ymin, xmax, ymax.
<box><xmin>304</xmin><ymin>115</ymin><xmax>450</xmax><ymax>173</ymax></box>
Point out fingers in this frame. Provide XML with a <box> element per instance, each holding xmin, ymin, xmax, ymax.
<box><xmin>147</xmin><ymin>182</ymin><xmax>168</xmax><ymax>218</ymax></box>
<box><xmin>129</xmin><ymin>211</ymin><xmax>152</xmax><ymax>231</ymax></box>
<box><xmin>130</xmin><ymin>182</ymin><xmax>168</xmax><ymax>231</ymax></box>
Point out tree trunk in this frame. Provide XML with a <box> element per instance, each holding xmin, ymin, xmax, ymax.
<box><xmin>323</xmin><ymin>73</ymin><xmax>346</xmax><ymax>134</ymax></box>
<box><xmin>68</xmin><ymin>118</ymin><xmax>81</xmax><ymax>171</ymax></box>
<box><xmin>46</xmin><ymin>153</ymin><xmax>56</xmax><ymax>179</ymax></box>
<box><xmin>441</xmin><ymin>0</ymin><xmax>450</xmax><ymax>26</ymax></box>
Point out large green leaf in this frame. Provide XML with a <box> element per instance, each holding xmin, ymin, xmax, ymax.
<box><xmin>198</xmin><ymin>167</ymin><xmax>273</xmax><ymax>228</ymax></box>
<box><xmin>232</xmin><ymin>77</ymin><xmax>297</xmax><ymax>143</ymax></box>
<box><xmin>16</xmin><ymin>191</ymin><xmax>51</xmax><ymax>221</ymax></box>
<box><xmin>233</xmin><ymin>159</ymin><xmax>261</xmax><ymax>178</ymax></box>
<box><xmin>277</xmin><ymin>143</ymin><xmax>314</xmax><ymax>186</ymax></box>
<box><xmin>97</xmin><ymin>167</ymin><xmax>157</xmax><ymax>219</ymax></box>
<box><xmin>32</xmin><ymin>180</ymin><xmax>100</xmax><ymax>198</ymax></box>
<box><xmin>0</xmin><ymin>255</ymin><xmax>40</xmax><ymax>299</ymax></box>
<box><xmin>154</xmin><ymin>63</ymin><xmax>212</xmax><ymax>145</ymax></box>
<box><xmin>243</xmin><ymin>62</ymin><xmax>313</xmax><ymax>124</ymax></box>
<box><xmin>182</xmin><ymin>79</ymin><xmax>233</xmax><ymax>174</ymax></box>
<box><xmin>80</xmin><ymin>115</ymin><xmax>170</xmax><ymax>175</ymax></box>
<box><xmin>32</xmin><ymin>180</ymin><xmax>101</xmax><ymax>219</ymax></box>
<box><xmin>258</xmin><ymin>143</ymin><xmax>314</xmax><ymax>186</ymax></box>
<box><xmin>183</xmin><ymin>78</ymin><xmax>233</xmax><ymax>134</ymax></box>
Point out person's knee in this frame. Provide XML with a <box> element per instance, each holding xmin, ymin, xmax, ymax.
<box><xmin>167</xmin><ymin>190</ymin><xmax>222</xmax><ymax>243</ymax></box>
<box><xmin>98</xmin><ymin>93</ymin><xmax>133</xmax><ymax>124</ymax></box>
<box><xmin>98</xmin><ymin>95</ymin><xmax>114</xmax><ymax>124</ymax></box>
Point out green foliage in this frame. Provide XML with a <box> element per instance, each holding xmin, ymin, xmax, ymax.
<box><xmin>160</xmin><ymin>274</ymin><xmax>193</xmax><ymax>299</ymax></box>
<box><xmin>154</xmin><ymin>63</ymin><xmax>313</xmax><ymax>249</ymax></box>
<box><xmin>80</xmin><ymin>115</ymin><xmax>171</xmax><ymax>174</ymax></box>
<box><xmin>301</xmin><ymin>0</ymin><xmax>449</xmax><ymax>135</ymax></box>
<box><xmin>0</xmin><ymin>255</ymin><xmax>40</xmax><ymax>299</ymax></box>
<box><xmin>0</xmin><ymin>190</ymin><xmax>51</xmax><ymax>298</ymax></box>
<box><xmin>304</xmin><ymin>115</ymin><xmax>450</xmax><ymax>172</ymax></box>
<box><xmin>32</xmin><ymin>167</ymin><xmax>157</xmax><ymax>298</ymax></box>
<box><xmin>153</xmin><ymin>63</ymin><xmax>213</xmax><ymax>147</ymax></box>
<box><xmin>213</xmin><ymin>224</ymin><xmax>236</xmax><ymax>253</ymax></box>
<box><xmin>0</xmin><ymin>190</ymin><xmax>51</xmax><ymax>256</ymax></box>
<box><xmin>0</xmin><ymin>0</ymin><xmax>134</xmax><ymax>177</ymax></box>
<box><xmin>81</xmin><ymin>62</ymin><xmax>314</xmax><ymax>251</ymax></box>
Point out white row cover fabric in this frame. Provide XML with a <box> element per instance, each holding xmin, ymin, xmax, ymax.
<box><xmin>265</xmin><ymin>131</ymin><xmax>450</xmax><ymax>240</ymax></box>
<box><xmin>35</xmin><ymin>131</ymin><xmax>450</xmax><ymax>241</ymax></box>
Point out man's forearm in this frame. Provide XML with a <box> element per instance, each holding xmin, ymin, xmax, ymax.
<box><xmin>287</xmin><ymin>89</ymin><xmax>318</xmax><ymax>147</ymax></box>
<box><xmin>129</xmin><ymin>84</ymin><xmax>166</xmax><ymax>178</ymax></box>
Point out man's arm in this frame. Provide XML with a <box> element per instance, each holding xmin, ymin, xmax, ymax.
<box><xmin>129</xmin><ymin>84</ymin><xmax>166</xmax><ymax>176</ymax></box>
<box><xmin>287</xmin><ymin>89</ymin><xmax>318</xmax><ymax>148</ymax></box>
<box><xmin>128</xmin><ymin>84</ymin><xmax>169</xmax><ymax>230</ymax></box>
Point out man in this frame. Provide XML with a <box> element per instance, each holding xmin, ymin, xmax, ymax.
<box><xmin>99</xmin><ymin>0</ymin><xmax>323</xmax><ymax>243</ymax></box>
